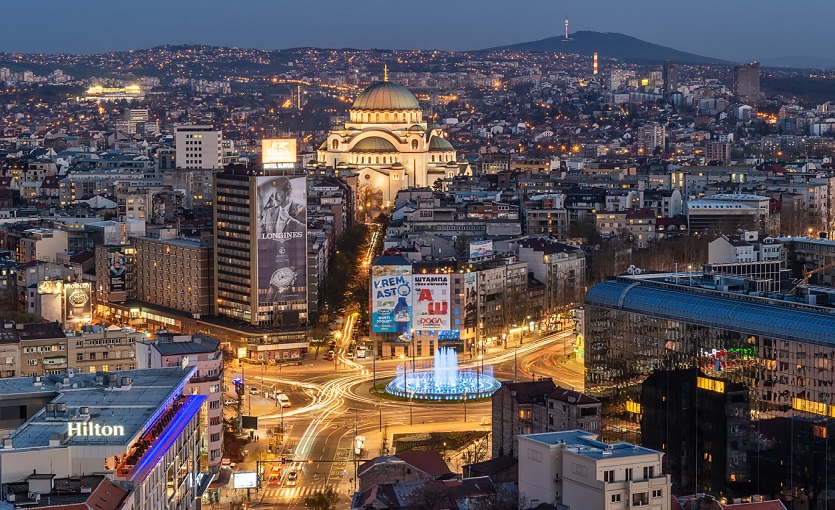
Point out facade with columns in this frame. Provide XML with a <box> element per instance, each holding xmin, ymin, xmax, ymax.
<box><xmin>316</xmin><ymin>73</ymin><xmax>469</xmax><ymax>206</ymax></box>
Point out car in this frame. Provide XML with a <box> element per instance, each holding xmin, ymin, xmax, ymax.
<box><xmin>346</xmin><ymin>351</ymin><xmax>354</xmax><ymax>359</ymax></box>
<box><xmin>271</xmin><ymin>464</ymin><xmax>281</xmax><ymax>473</ymax></box>
<box><xmin>249</xmin><ymin>387</ymin><xmax>258</xmax><ymax>395</ymax></box>
<box><xmin>268</xmin><ymin>475</ymin><xmax>280</xmax><ymax>485</ymax></box>
<box><xmin>277</xmin><ymin>394</ymin><xmax>291</xmax><ymax>408</ymax></box>
<box><xmin>223</xmin><ymin>398</ymin><xmax>238</xmax><ymax>406</ymax></box>
<box><xmin>221</xmin><ymin>458</ymin><xmax>236</xmax><ymax>468</ymax></box>
<box><xmin>285</xmin><ymin>471</ymin><xmax>298</xmax><ymax>486</ymax></box>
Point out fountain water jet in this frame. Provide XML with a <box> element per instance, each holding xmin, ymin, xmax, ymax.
<box><xmin>384</xmin><ymin>347</ymin><xmax>500</xmax><ymax>401</ymax></box>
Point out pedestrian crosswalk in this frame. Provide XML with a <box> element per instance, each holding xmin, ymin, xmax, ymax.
<box><xmin>260</xmin><ymin>484</ymin><xmax>338</xmax><ymax>499</ymax></box>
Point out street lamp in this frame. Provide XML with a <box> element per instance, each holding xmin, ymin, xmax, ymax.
<box><xmin>409</xmin><ymin>391</ymin><xmax>414</xmax><ymax>426</ymax></box>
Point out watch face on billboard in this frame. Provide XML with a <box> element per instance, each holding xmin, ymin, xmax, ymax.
<box><xmin>262</xmin><ymin>139</ymin><xmax>297</xmax><ymax>164</ymax></box>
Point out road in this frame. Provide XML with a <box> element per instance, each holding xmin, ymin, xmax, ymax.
<box><xmin>218</xmin><ymin>328</ymin><xmax>580</xmax><ymax>509</ymax></box>
<box><xmin>216</xmin><ymin>225</ymin><xmax>583</xmax><ymax>508</ymax></box>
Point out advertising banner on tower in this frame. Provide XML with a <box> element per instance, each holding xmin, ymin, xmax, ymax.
<box><xmin>412</xmin><ymin>274</ymin><xmax>451</xmax><ymax>331</ymax></box>
<box><xmin>256</xmin><ymin>175</ymin><xmax>307</xmax><ymax>306</ymax></box>
<box><xmin>109</xmin><ymin>249</ymin><xmax>126</xmax><ymax>292</ymax></box>
<box><xmin>64</xmin><ymin>282</ymin><xmax>92</xmax><ymax>325</ymax></box>
<box><xmin>371</xmin><ymin>265</ymin><xmax>412</xmax><ymax>333</ymax></box>
<box><xmin>463</xmin><ymin>272</ymin><xmax>478</xmax><ymax>328</ymax></box>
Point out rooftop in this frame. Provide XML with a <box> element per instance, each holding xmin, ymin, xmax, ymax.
<box><xmin>521</xmin><ymin>429</ymin><xmax>661</xmax><ymax>460</ymax></box>
<box><xmin>585</xmin><ymin>278</ymin><xmax>835</xmax><ymax>347</ymax></box>
<box><xmin>1</xmin><ymin>367</ymin><xmax>195</xmax><ymax>450</ymax></box>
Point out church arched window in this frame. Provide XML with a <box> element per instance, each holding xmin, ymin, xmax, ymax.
<box><xmin>332</xmin><ymin>139</ymin><xmax>339</xmax><ymax>149</ymax></box>
<box><xmin>361</xmin><ymin>157</ymin><xmax>365</xmax><ymax>164</ymax></box>
<box><xmin>375</xmin><ymin>157</ymin><xmax>379</xmax><ymax>164</ymax></box>
<box><xmin>385</xmin><ymin>113</ymin><xmax>389</xmax><ymax>122</ymax></box>
<box><xmin>411</xmin><ymin>140</ymin><xmax>418</xmax><ymax>150</ymax></box>
<box><xmin>394</xmin><ymin>113</ymin><xmax>398</xmax><ymax>122</ymax></box>
<box><xmin>375</xmin><ymin>113</ymin><xmax>380</xmax><ymax>122</ymax></box>
<box><xmin>431</xmin><ymin>155</ymin><xmax>435</xmax><ymax>162</ymax></box>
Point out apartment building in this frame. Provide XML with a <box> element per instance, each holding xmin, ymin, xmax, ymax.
<box><xmin>518</xmin><ymin>430</ymin><xmax>671</xmax><ymax>510</ymax></box>
<box><xmin>175</xmin><ymin>125</ymin><xmax>223</xmax><ymax>169</ymax></box>
<box><xmin>67</xmin><ymin>326</ymin><xmax>142</xmax><ymax>373</ymax></box>
<box><xmin>134</xmin><ymin>237</ymin><xmax>214</xmax><ymax>315</ymax></box>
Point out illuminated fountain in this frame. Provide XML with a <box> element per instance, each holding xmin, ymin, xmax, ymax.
<box><xmin>385</xmin><ymin>347</ymin><xmax>500</xmax><ymax>401</ymax></box>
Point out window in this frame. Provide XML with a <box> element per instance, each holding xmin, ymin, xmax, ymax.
<box><xmin>102</xmin><ymin>352</ymin><xmax>108</xmax><ymax>360</ymax></box>
<box><xmin>89</xmin><ymin>353</ymin><xmax>96</xmax><ymax>361</ymax></box>
<box><xmin>210</xmin><ymin>433</ymin><xmax>221</xmax><ymax>442</ymax></box>
<box><xmin>611</xmin><ymin>494</ymin><xmax>621</xmax><ymax>503</ymax></box>
<box><xmin>209</xmin><ymin>400</ymin><xmax>220</xmax><ymax>409</ymax></box>
<box><xmin>27</xmin><ymin>359</ymin><xmax>37</xmax><ymax>366</ymax></box>
<box><xmin>643</xmin><ymin>466</ymin><xmax>654</xmax><ymax>479</ymax></box>
<box><xmin>603</xmin><ymin>470</ymin><xmax>614</xmax><ymax>482</ymax></box>
<box><xmin>625</xmin><ymin>468</ymin><xmax>632</xmax><ymax>481</ymax></box>
<box><xmin>332</xmin><ymin>139</ymin><xmax>338</xmax><ymax>149</ymax></box>
<box><xmin>652</xmin><ymin>490</ymin><xmax>662</xmax><ymax>498</ymax></box>
<box><xmin>632</xmin><ymin>492</ymin><xmax>649</xmax><ymax>506</ymax></box>
<box><xmin>76</xmin><ymin>354</ymin><xmax>83</xmax><ymax>362</ymax></box>
<box><xmin>411</xmin><ymin>140</ymin><xmax>418</xmax><ymax>150</ymax></box>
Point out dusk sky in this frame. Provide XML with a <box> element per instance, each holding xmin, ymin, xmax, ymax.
<box><xmin>0</xmin><ymin>0</ymin><xmax>823</xmax><ymax>62</ymax></box>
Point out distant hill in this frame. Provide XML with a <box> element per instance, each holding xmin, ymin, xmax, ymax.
<box><xmin>480</xmin><ymin>31</ymin><xmax>732</xmax><ymax>65</ymax></box>
<box><xmin>760</xmin><ymin>55</ymin><xmax>835</xmax><ymax>70</ymax></box>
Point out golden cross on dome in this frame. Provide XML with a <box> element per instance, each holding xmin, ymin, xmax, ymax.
<box><xmin>383</xmin><ymin>64</ymin><xmax>388</xmax><ymax>82</ymax></box>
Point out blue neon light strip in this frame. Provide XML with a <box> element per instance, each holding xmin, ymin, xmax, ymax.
<box><xmin>128</xmin><ymin>395</ymin><xmax>207</xmax><ymax>484</ymax></box>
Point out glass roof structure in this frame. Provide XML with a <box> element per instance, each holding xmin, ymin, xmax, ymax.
<box><xmin>586</xmin><ymin>279</ymin><xmax>835</xmax><ymax>347</ymax></box>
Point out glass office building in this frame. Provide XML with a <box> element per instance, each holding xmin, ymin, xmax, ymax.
<box><xmin>584</xmin><ymin>275</ymin><xmax>835</xmax><ymax>506</ymax></box>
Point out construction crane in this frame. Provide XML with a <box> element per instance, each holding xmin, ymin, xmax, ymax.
<box><xmin>788</xmin><ymin>260</ymin><xmax>835</xmax><ymax>294</ymax></box>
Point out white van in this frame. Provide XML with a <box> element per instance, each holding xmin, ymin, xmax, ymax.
<box><xmin>277</xmin><ymin>393</ymin><xmax>291</xmax><ymax>408</ymax></box>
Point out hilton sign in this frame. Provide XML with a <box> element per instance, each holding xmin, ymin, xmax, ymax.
<box><xmin>67</xmin><ymin>422</ymin><xmax>125</xmax><ymax>437</ymax></box>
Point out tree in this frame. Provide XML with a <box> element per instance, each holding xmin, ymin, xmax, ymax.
<box><xmin>303</xmin><ymin>486</ymin><xmax>339</xmax><ymax>510</ymax></box>
<box><xmin>432</xmin><ymin>177</ymin><xmax>444</xmax><ymax>192</ymax></box>
<box><xmin>460</xmin><ymin>433</ymin><xmax>490</xmax><ymax>467</ymax></box>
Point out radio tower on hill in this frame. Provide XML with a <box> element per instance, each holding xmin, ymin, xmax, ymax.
<box><xmin>563</xmin><ymin>12</ymin><xmax>572</xmax><ymax>41</ymax></box>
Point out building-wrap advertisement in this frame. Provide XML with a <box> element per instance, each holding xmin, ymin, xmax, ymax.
<box><xmin>109</xmin><ymin>249</ymin><xmax>126</xmax><ymax>291</ymax></box>
<box><xmin>64</xmin><ymin>282</ymin><xmax>92</xmax><ymax>324</ymax></box>
<box><xmin>464</xmin><ymin>272</ymin><xmax>478</xmax><ymax>328</ymax></box>
<box><xmin>256</xmin><ymin>175</ymin><xmax>307</xmax><ymax>305</ymax></box>
<box><xmin>413</xmin><ymin>274</ymin><xmax>451</xmax><ymax>331</ymax></box>
<box><xmin>371</xmin><ymin>265</ymin><xmax>412</xmax><ymax>333</ymax></box>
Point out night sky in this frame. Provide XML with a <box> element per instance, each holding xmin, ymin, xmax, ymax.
<box><xmin>0</xmin><ymin>0</ymin><xmax>823</xmax><ymax>61</ymax></box>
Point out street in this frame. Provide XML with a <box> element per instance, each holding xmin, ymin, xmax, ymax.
<box><xmin>218</xmin><ymin>327</ymin><xmax>581</xmax><ymax>509</ymax></box>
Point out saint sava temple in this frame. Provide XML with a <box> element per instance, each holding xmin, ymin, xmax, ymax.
<box><xmin>315</xmin><ymin>69</ymin><xmax>471</xmax><ymax>205</ymax></box>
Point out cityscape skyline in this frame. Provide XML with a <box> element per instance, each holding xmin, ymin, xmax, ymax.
<box><xmin>0</xmin><ymin>0</ymin><xmax>830</xmax><ymax>64</ymax></box>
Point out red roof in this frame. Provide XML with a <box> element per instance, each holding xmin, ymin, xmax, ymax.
<box><xmin>721</xmin><ymin>502</ymin><xmax>787</xmax><ymax>510</ymax></box>
<box><xmin>393</xmin><ymin>451</ymin><xmax>452</xmax><ymax>476</ymax></box>
<box><xmin>626</xmin><ymin>207</ymin><xmax>657</xmax><ymax>220</ymax></box>
<box><xmin>548</xmin><ymin>386</ymin><xmax>600</xmax><ymax>405</ymax></box>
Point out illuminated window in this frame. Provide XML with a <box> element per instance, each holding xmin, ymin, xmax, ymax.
<box><xmin>411</xmin><ymin>140</ymin><xmax>418</xmax><ymax>150</ymax></box>
<box><xmin>332</xmin><ymin>139</ymin><xmax>338</xmax><ymax>149</ymax></box>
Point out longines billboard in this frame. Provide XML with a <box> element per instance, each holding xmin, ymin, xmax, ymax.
<box><xmin>256</xmin><ymin>175</ymin><xmax>307</xmax><ymax>306</ymax></box>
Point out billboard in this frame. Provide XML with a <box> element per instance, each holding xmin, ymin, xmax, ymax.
<box><xmin>37</xmin><ymin>280</ymin><xmax>62</xmax><ymax>295</ymax></box>
<box><xmin>109</xmin><ymin>249</ymin><xmax>126</xmax><ymax>292</ymax></box>
<box><xmin>371</xmin><ymin>265</ymin><xmax>412</xmax><ymax>334</ymax></box>
<box><xmin>256</xmin><ymin>175</ymin><xmax>307</xmax><ymax>305</ymax></box>
<box><xmin>233</xmin><ymin>472</ymin><xmax>259</xmax><ymax>489</ymax></box>
<box><xmin>469</xmin><ymin>240</ymin><xmax>493</xmax><ymax>259</ymax></box>
<box><xmin>412</xmin><ymin>274</ymin><xmax>451</xmax><ymax>331</ymax></box>
<box><xmin>64</xmin><ymin>282</ymin><xmax>92</xmax><ymax>324</ymax></box>
<box><xmin>262</xmin><ymin>139</ymin><xmax>297</xmax><ymax>165</ymax></box>
<box><xmin>463</xmin><ymin>272</ymin><xmax>478</xmax><ymax>328</ymax></box>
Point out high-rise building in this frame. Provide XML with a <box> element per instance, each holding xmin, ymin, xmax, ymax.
<box><xmin>175</xmin><ymin>125</ymin><xmax>223</xmax><ymax>169</ymax></box>
<box><xmin>705</xmin><ymin>141</ymin><xmax>732</xmax><ymax>164</ymax></box>
<box><xmin>134</xmin><ymin>237</ymin><xmax>214</xmax><ymax>315</ymax></box>
<box><xmin>637</xmin><ymin>122</ymin><xmax>665</xmax><ymax>154</ymax></box>
<box><xmin>124</xmin><ymin>108</ymin><xmax>148</xmax><ymax>135</ymax></box>
<box><xmin>662</xmin><ymin>62</ymin><xmax>678</xmax><ymax>101</ymax></box>
<box><xmin>214</xmin><ymin>166</ymin><xmax>308</xmax><ymax>328</ymax></box>
<box><xmin>733</xmin><ymin>62</ymin><xmax>760</xmax><ymax>104</ymax></box>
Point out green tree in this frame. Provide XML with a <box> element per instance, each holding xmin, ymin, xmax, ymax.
<box><xmin>303</xmin><ymin>486</ymin><xmax>339</xmax><ymax>510</ymax></box>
